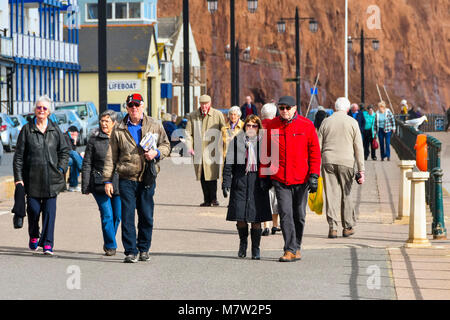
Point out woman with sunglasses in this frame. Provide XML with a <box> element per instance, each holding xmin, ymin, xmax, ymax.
<box><xmin>13</xmin><ymin>95</ymin><xmax>70</xmax><ymax>255</ymax></box>
<box><xmin>222</xmin><ymin>115</ymin><xmax>272</xmax><ymax>260</ymax></box>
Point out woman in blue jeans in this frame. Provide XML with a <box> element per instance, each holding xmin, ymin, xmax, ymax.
<box><xmin>81</xmin><ymin>110</ymin><xmax>121</xmax><ymax>256</ymax></box>
<box><xmin>374</xmin><ymin>101</ymin><xmax>396</xmax><ymax>161</ymax></box>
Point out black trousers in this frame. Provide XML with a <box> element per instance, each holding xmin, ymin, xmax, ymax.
<box><xmin>200</xmin><ymin>170</ymin><xmax>217</xmax><ymax>203</ymax></box>
<box><xmin>273</xmin><ymin>180</ymin><xmax>308</xmax><ymax>254</ymax></box>
<box><xmin>363</xmin><ymin>129</ymin><xmax>376</xmax><ymax>160</ymax></box>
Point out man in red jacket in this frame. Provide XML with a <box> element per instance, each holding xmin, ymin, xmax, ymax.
<box><xmin>260</xmin><ymin>96</ymin><xmax>321</xmax><ymax>262</ymax></box>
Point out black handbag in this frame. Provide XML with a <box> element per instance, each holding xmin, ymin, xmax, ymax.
<box><xmin>92</xmin><ymin>170</ymin><xmax>107</xmax><ymax>194</ymax></box>
<box><xmin>142</xmin><ymin>160</ymin><xmax>157</xmax><ymax>188</ymax></box>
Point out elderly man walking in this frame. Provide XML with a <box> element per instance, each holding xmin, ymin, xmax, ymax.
<box><xmin>103</xmin><ymin>93</ymin><xmax>170</xmax><ymax>263</ymax></box>
<box><xmin>185</xmin><ymin>94</ymin><xmax>226</xmax><ymax>207</ymax></box>
<box><xmin>261</xmin><ymin>96</ymin><xmax>321</xmax><ymax>262</ymax></box>
<box><xmin>318</xmin><ymin>97</ymin><xmax>365</xmax><ymax>239</ymax></box>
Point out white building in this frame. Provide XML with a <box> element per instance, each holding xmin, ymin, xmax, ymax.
<box><xmin>157</xmin><ymin>16</ymin><xmax>206</xmax><ymax>116</ymax></box>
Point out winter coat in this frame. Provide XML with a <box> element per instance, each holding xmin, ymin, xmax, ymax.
<box><xmin>222</xmin><ymin>132</ymin><xmax>272</xmax><ymax>223</ymax></box>
<box><xmin>348</xmin><ymin>110</ymin><xmax>366</xmax><ymax>134</ymax></box>
<box><xmin>103</xmin><ymin>114</ymin><xmax>170</xmax><ymax>182</ymax></box>
<box><xmin>13</xmin><ymin>118</ymin><xmax>70</xmax><ymax>198</ymax></box>
<box><xmin>261</xmin><ymin>114</ymin><xmax>321</xmax><ymax>186</ymax></box>
<box><xmin>240</xmin><ymin>103</ymin><xmax>258</xmax><ymax>120</ymax></box>
<box><xmin>221</xmin><ymin>119</ymin><xmax>244</xmax><ymax>162</ymax></box>
<box><xmin>185</xmin><ymin>107</ymin><xmax>226</xmax><ymax>181</ymax></box>
<box><xmin>81</xmin><ymin>128</ymin><xmax>119</xmax><ymax>195</ymax></box>
<box><xmin>314</xmin><ymin>110</ymin><xmax>328</xmax><ymax>130</ymax></box>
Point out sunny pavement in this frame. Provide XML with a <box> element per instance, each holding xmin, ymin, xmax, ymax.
<box><xmin>0</xmin><ymin>147</ymin><xmax>449</xmax><ymax>300</ymax></box>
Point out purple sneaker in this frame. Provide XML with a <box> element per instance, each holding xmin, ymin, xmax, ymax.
<box><xmin>43</xmin><ymin>245</ymin><xmax>54</xmax><ymax>255</ymax></box>
<box><xmin>29</xmin><ymin>238</ymin><xmax>39</xmax><ymax>251</ymax></box>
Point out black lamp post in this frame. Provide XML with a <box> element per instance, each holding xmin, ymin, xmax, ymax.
<box><xmin>98</xmin><ymin>0</ymin><xmax>107</xmax><ymax>113</ymax></box>
<box><xmin>225</xmin><ymin>43</ymin><xmax>251</xmax><ymax>106</ymax></box>
<box><xmin>277</xmin><ymin>7</ymin><xmax>318</xmax><ymax>110</ymax></box>
<box><xmin>207</xmin><ymin>0</ymin><xmax>258</xmax><ymax>106</ymax></box>
<box><xmin>348</xmin><ymin>29</ymin><xmax>379</xmax><ymax>105</ymax></box>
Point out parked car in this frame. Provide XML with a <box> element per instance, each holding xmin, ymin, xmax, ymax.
<box><xmin>9</xmin><ymin>114</ymin><xmax>28</xmax><ymax>132</ymax></box>
<box><xmin>53</xmin><ymin>110</ymin><xmax>83</xmax><ymax>139</ymax></box>
<box><xmin>0</xmin><ymin>139</ymin><xmax>3</xmax><ymax>165</ymax></box>
<box><xmin>55</xmin><ymin>102</ymin><xmax>99</xmax><ymax>144</ymax></box>
<box><xmin>0</xmin><ymin>113</ymin><xmax>20</xmax><ymax>152</ymax></box>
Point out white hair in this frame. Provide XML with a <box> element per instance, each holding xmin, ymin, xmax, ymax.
<box><xmin>228</xmin><ymin>106</ymin><xmax>242</xmax><ymax>117</ymax></box>
<box><xmin>335</xmin><ymin>97</ymin><xmax>351</xmax><ymax>112</ymax></box>
<box><xmin>35</xmin><ymin>95</ymin><xmax>52</xmax><ymax>107</ymax></box>
<box><xmin>261</xmin><ymin>103</ymin><xmax>277</xmax><ymax>120</ymax></box>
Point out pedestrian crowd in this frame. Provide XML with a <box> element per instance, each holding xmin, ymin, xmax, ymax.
<box><xmin>12</xmin><ymin>91</ymin><xmax>414</xmax><ymax>263</ymax></box>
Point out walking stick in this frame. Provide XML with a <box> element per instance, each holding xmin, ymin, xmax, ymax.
<box><xmin>383</xmin><ymin>85</ymin><xmax>395</xmax><ymax>113</ymax></box>
<box><xmin>306</xmin><ymin>73</ymin><xmax>320</xmax><ymax>117</ymax></box>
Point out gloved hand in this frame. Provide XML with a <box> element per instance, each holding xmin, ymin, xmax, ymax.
<box><xmin>308</xmin><ymin>174</ymin><xmax>320</xmax><ymax>193</ymax></box>
<box><xmin>259</xmin><ymin>178</ymin><xmax>272</xmax><ymax>192</ymax></box>
<box><xmin>223</xmin><ymin>187</ymin><xmax>230</xmax><ymax>198</ymax></box>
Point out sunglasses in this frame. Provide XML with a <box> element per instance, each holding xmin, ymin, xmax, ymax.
<box><xmin>127</xmin><ymin>102</ymin><xmax>141</xmax><ymax>108</ymax></box>
<box><xmin>246</xmin><ymin>124</ymin><xmax>258</xmax><ymax>128</ymax></box>
<box><xmin>278</xmin><ymin>106</ymin><xmax>292</xmax><ymax>111</ymax></box>
<box><xmin>36</xmin><ymin>106</ymin><xmax>48</xmax><ymax>111</ymax></box>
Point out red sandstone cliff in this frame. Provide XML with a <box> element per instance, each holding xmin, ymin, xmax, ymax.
<box><xmin>159</xmin><ymin>0</ymin><xmax>450</xmax><ymax>113</ymax></box>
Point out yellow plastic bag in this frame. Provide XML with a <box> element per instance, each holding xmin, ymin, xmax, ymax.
<box><xmin>308</xmin><ymin>177</ymin><xmax>323</xmax><ymax>215</ymax></box>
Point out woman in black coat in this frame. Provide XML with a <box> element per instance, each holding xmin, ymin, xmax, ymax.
<box><xmin>13</xmin><ymin>96</ymin><xmax>70</xmax><ymax>255</ymax></box>
<box><xmin>81</xmin><ymin>110</ymin><xmax>121</xmax><ymax>256</ymax></box>
<box><xmin>222</xmin><ymin>115</ymin><xmax>272</xmax><ymax>260</ymax></box>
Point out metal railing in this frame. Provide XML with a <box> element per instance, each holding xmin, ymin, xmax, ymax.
<box><xmin>0</xmin><ymin>35</ymin><xmax>13</xmax><ymax>57</ymax></box>
<box><xmin>394</xmin><ymin>113</ymin><xmax>447</xmax><ymax>132</ymax></box>
<box><xmin>13</xmin><ymin>32</ymin><xmax>78</xmax><ymax>64</ymax></box>
<box><xmin>391</xmin><ymin>119</ymin><xmax>447</xmax><ymax>239</ymax></box>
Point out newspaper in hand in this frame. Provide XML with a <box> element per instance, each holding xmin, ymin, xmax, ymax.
<box><xmin>140</xmin><ymin>132</ymin><xmax>158</xmax><ymax>151</ymax></box>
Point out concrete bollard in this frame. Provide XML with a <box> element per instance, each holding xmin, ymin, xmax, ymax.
<box><xmin>405</xmin><ymin>171</ymin><xmax>432</xmax><ymax>248</ymax></box>
<box><xmin>396</xmin><ymin>160</ymin><xmax>416</xmax><ymax>223</ymax></box>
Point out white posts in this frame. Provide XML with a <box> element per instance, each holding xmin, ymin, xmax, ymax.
<box><xmin>405</xmin><ymin>171</ymin><xmax>432</xmax><ymax>248</ymax></box>
<box><xmin>397</xmin><ymin>160</ymin><xmax>416</xmax><ymax>222</ymax></box>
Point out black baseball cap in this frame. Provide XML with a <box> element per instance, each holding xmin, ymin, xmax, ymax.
<box><xmin>278</xmin><ymin>96</ymin><xmax>296</xmax><ymax>107</ymax></box>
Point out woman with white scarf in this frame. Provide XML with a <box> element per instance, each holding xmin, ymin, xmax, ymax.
<box><xmin>222</xmin><ymin>115</ymin><xmax>272</xmax><ymax>260</ymax></box>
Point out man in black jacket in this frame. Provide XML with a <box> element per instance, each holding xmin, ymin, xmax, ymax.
<box><xmin>240</xmin><ymin>96</ymin><xmax>258</xmax><ymax>120</ymax></box>
<box><xmin>65</xmin><ymin>126</ymin><xmax>83</xmax><ymax>192</ymax></box>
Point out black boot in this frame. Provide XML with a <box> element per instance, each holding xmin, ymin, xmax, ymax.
<box><xmin>250</xmin><ymin>228</ymin><xmax>262</xmax><ymax>260</ymax></box>
<box><xmin>237</xmin><ymin>225</ymin><xmax>248</xmax><ymax>258</ymax></box>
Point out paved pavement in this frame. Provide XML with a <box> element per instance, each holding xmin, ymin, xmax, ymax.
<box><xmin>0</xmin><ymin>148</ymin><xmax>449</xmax><ymax>300</ymax></box>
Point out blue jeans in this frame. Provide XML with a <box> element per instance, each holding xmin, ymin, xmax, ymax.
<box><xmin>27</xmin><ymin>196</ymin><xmax>57</xmax><ymax>248</ymax></box>
<box><xmin>93</xmin><ymin>193</ymin><xmax>121</xmax><ymax>250</ymax></box>
<box><xmin>119</xmin><ymin>179</ymin><xmax>156</xmax><ymax>256</ymax></box>
<box><xmin>378</xmin><ymin>129</ymin><xmax>392</xmax><ymax>159</ymax></box>
<box><xmin>68</xmin><ymin>150</ymin><xmax>83</xmax><ymax>187</ymax></box>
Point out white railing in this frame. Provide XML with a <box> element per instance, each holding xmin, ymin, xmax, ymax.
<box><xmin>13</xmin><ymin>33</ymin><xmax>79</xmax><ymax>64</ymax></box>
<box><xmin>0</xmin><ymin>36</ymin><xmax>13</xmax><ymax>57</ymax></box>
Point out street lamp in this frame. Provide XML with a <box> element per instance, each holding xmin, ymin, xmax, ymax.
<box><xmin>277</xmin><ymin>6</ymin><xmax>318</xmax><ymax>110</ymax></box>
<box><xmin>207</xmin><ymin>0</ymin><xmax>258</xmax><ymax>106</ymax></box>
<box><xmin>348</xmin><ymin>29</ymin><xmax>380</xmax><ymax>104</ymax></box>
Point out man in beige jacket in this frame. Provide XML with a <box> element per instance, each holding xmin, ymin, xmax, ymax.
<box><xmin>185</xmin><ymin>94</ymin><xmax>226</xmax><ymax>207</ymax></box>
<box><xmin>103</xmin><ymin>93</ymin><xmax>170</xmax><ymax>263</ymax></box>
<box><xmin>318</xmin><ymin>97</ymin><xmax>365</xmax><ymax>239</ymax></box>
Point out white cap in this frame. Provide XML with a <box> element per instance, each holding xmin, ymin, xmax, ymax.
<box><xmin>401</xmin><ymin>99</ymin><xmax>407</xmax><ymax>106</ymax></box>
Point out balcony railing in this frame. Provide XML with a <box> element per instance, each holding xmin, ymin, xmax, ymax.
<box><xmin>0</xmin><ymin>36</ymin><xmax>13</xmax><ymax>58</ymax></box>
<box><xmin>13</xmin><ymin>33</ymin><xmax>78</xmax><ymax>64</ymax></box>
<box><xmin>172</xmin><ymin>65</ymin><xmax>207</xmax><ymax>86</ymax></box>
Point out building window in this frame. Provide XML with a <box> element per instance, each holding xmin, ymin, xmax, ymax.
<box><xmin>115</xmin><ymin>3</ymin><xmax>127</xmax><ymax>19</ymax></box>
<box><xmin>129</xmin><ymin>3</ymin><xmax>141</xmax><ymax>19</ymax></box>
<box><xmin>86</xmin><ymin>3</ymin><xmax>112</xmax><ymax>20</ymax></box>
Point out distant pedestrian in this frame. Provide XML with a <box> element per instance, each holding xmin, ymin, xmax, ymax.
<box><xmin>185</xmin><ymin>94</ymin><xmax>226</xmax><ymax>207</ymax></box>
<box><xmin>261</xmin><ymin>96</ymin><xmax>321</xmax><ymax>262</ymax></box>
<box><xmin>103</xmin><ymin>93</ymin><xmax>170</xmax><ymax>263</ymax></box>
<box><xmin>362</xmin><ymin>105</ymin><xmax>377</xmax><ymax>160</ymax></box>
<box><xmin>259</xmin><ymin>103</ymin><xmax>281</xmax><ymax>237</ymax></box>
<box><xmin>65</xmin><ymin>126</ymin><xmax>83</xmax><ymax>192</ymax></box>
<box><xmin>222</xmin><ymin>115</ymin><xmax>271</xmax><ymax>260</ymax></box>
<box><xmin>408</xmin><ymin>106</ymin><xmax>418</xmax><ymax>120</ymax></box>
<box><xmin>163</xmin><ymin>113</ymin><xmax>178</xmax><ymax>152</ymax></box>
<box><xmin>221</xmin><ymin>106</ymin><xmax>244</xmax><ymax>163</ymax></box>
<box><xmin>13</xmin><ymin>95</ymin><xmax>70</xmax><ymax>255</ymax></box>
<box><xmin>400</xmin><ymin>100</ymin><xmax>408</xmax><ymax>121</ymax></box>
<box><xmin>374</xmin><ymin>101</ymin><xmax>396</xmax><ymax>161</ymax></box>
<box><xmin>314</xmin><ymin>106</ymin><xmax>328</xmax><ymax>130</ymax></box>
<box><xmin>318</xmin><ymin>97</ymin><xmax>365</xmax><ymax>239</ymax></box>
<box><xmin>240</xmin><ymin>95</ymin><xmax>258</xmax><ymax>120</ymax></box>
<box><xmin>348</xmin><ymin>103</ymin><xmax>366</xmax><ymax>135</ymax></box>
<box><xmin>81</xmin><ymin>110</ymin><xmax>121</xmax><ymax>256</ymax></box>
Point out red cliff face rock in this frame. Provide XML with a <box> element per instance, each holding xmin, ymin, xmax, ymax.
<box><xmin>159</xmin><ymin>0</ymin><xmax>450</xmax><ymax>113</ymax></box>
